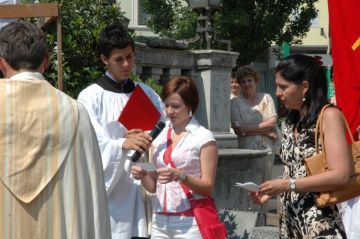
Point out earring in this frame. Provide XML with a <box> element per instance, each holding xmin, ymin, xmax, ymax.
<box><xmin>302</xmin><ymin>93</ymin><xmax>306</xmax><ymax>102</ymax></box>
<box><xmin>189</xmin><ymin>110</ymin><xmax>193</xmax><ymax>116</ymax></box>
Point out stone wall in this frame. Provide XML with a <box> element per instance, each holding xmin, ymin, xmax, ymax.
<box><xmin>134</xmin><ymin>40</ymin><xmax>239</xmax><ymax>136</ymax></box>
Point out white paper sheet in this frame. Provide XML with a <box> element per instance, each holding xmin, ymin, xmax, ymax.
<box><xmin>138</xmin><ymin>162</ymin><xmax>157</xmax><ymax>172</ymax></box>
<box><xmin>234</xmin><ymin>182</ymin><xmax>259</xmax><ymax>192</ymax></box>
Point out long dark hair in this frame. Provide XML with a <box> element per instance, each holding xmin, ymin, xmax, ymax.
<box><xmin>276</xmin><ymin>54</ymin><xmax>328</xmax><ymax>128</ymax></box>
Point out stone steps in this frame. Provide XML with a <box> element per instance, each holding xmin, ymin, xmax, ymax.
<box><xmin>250</xmin><ymin>226</ymin><xmax>279</xmax><ymax>239</ymax></box>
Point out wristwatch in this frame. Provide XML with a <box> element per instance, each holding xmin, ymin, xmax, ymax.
<box><xmin>289</xmin><ymin>178</ymin><xmax>297</xmax><ymax>192</ymax></box>
<box><xmin>178</xmin><ymin>172</ymin><xmax>187</xmax><ymax>183</ymax></box>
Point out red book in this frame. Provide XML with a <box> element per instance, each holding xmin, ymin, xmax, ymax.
<box><xmin>119</xmin><ymin>85</ymin><xmax>161</xmax><ymax>131</ymax></box>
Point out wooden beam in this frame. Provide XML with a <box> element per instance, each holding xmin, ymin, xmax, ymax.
<box><xmin>56</xmin><ymin>16</ymin><xmax>63</xmax><ymax>90</ymax></box>
<box><xmin>41</xmin><ymin>16</ymin><xmax>57</xmax><ymax>29</ymax></box>
<box><xmin>0</xmin><ymin>3</ymin><xmax>59</xmax><ymax>18</ymax></box>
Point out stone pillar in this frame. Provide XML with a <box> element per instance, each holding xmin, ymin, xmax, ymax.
<box><xmin>134</xmin><ymin>65</ymin><xmax>143</xmax><ymax>76</ymax></box>
<box><xmin>169</xmin><ymin>68</ymin><xmax>182</xmax><ymax>78</ymax></box>
<box><xmin>192</xmin><ymin>50</ymin><xmax>239</xmax><ymax>148</ymax></box>
<box><xmin>149</xmin><ymin>67</ymin><xmax>162</xmax><ymax>82</ymax></box>
<box><xmin>134</xmin><ymin>42</ymin><xmax>146</xmax><ymax>77</ymax></box>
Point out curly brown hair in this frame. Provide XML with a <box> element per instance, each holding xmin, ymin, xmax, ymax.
<box><xmin>235</xmin><ymin>65</ymin><xmax>260</xmax><ymax>84</ymax></box>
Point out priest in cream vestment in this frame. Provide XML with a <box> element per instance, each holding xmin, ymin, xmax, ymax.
<box><xmin>0</xmin><ymin>22</ymin><xmax>111</xmax><ymax>239</ymax></box>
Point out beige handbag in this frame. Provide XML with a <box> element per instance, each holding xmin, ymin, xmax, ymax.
<box><xmin>305</xmin><ymin>104</ymin><xmax>360</xmax><ymax>207</ymax></box>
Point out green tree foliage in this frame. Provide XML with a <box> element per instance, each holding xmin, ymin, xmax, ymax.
<box><xmin>142</xmin><ymin>0</ymin><xmax>197</xmax><ymax>39</ymax></box>
<box><xmin>21</xmin><ymin>0</ymin><xmax>128</xmax><ymax>97</ymax></box>
<box><xmin>142</xmin><ymin>0</ymin><xmax>318</xmax><ymax>65</ymax></box>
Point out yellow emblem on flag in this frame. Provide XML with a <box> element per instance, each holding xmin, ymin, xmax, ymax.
<box><xmin>352</xmin><ymin>37</ymin><xmax>360</xmax><ymax>50</ymax></box>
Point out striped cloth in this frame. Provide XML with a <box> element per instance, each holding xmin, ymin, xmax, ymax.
<box><xmin>0</xmin><ymin>72</ymin><xmax>111</xmax><ymax>239</ymax></box>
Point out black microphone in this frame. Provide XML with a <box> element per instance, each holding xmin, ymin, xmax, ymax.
<box><xmin>130</xmin><ymin>121</ymin><xmax>166</xmax><ymax>162</ymax></box>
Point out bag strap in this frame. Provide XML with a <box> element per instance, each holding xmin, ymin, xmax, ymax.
<box><xmin>315</xmin><ymin>104</ymin><xmax>356</xmax><ymax>168</ymax></box>
<box><xmin>163</xmin><ymin>128</ymin><xmax>194</xmax><ymax>201</ymax></box>
<box><xmin>314</xmin><ymin>104</ymin><xmax>331</xmax><ymax>154</ymax></box>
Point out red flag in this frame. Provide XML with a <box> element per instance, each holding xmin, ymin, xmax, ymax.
<box><xmin>119</xmin><ymin>85</ymin><xmax>160</xmax><ymax>131</ymax></box>
<box><xmin>328</xmin><ymin>0</ymin><xmax>360</xmax><ymax>140</ymax></box>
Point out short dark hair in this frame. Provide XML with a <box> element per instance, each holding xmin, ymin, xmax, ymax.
<box><xmin>97</xmin><ymin>23</ymin><xmax>134</xmax><ymax>57</ymax></box>
<box><xmin>236</xmin><ymin>65</ymin><xmax>260</xmax><ymax>83</ymax></box>
<box><xmin>276</xmin><ymin>54</ymin><xmax>328</xmax><ymax>128</ymax></box>
<box><xmin>0</xmin><ymin>22</ymin><xmax>49</xmax><ymax>71</ymax></box>
<box><xmin>161</xmin><ymin>76</ymin><xmax>199</xmax><ymax>114</ymax></box>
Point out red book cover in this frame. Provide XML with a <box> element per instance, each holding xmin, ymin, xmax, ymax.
<box><xmin>118</xmin><ymin>85</ymin><xmax>160</xmax><ymax>131</ymax></box>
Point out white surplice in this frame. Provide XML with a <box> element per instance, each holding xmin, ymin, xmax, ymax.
<box><xmin>78</xmin><ymin>80</ymin><xmax>165</xmax><ymax>239</ymax></box>
<box><xmin>338</xmin><ymin>197</ymin><xmax>360</xmax><ymax>239</ymax></box>
<box><xmin>0</xmin><ymin>72</ymin><xmax>111</xmax><ymax>239</ymax></box>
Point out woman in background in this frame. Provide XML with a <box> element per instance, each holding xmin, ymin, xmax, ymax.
<box><xmin>230</xmin><ymin>65</ymin><xmax>278</xmax><ymax>150</ymax></box>
<box><xmin>131</xmin><ymin>76</ymin><xmax>218</xmax><ymax>238</ymax></box>
<box><xmin>251</xmin><ymin>54</ymin><xmax>352</xmax><ymax>238</ymax></box>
